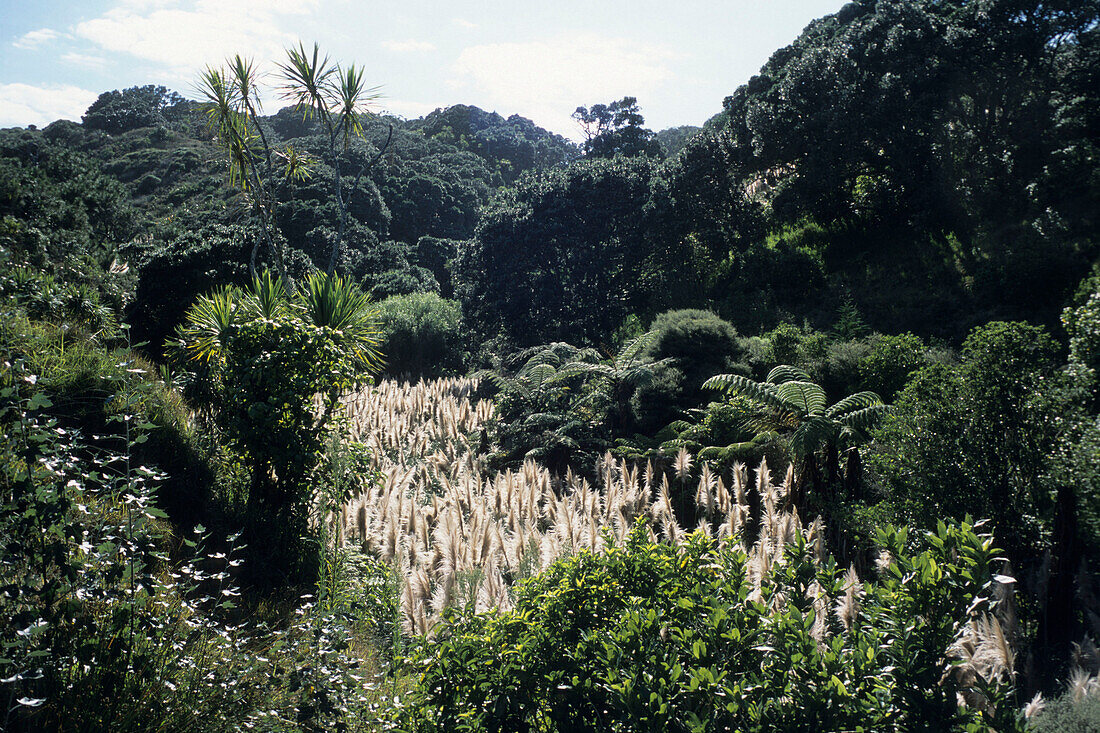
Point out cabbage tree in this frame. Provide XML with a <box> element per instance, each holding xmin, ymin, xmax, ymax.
<box><xmin>197</xmin><ymin>44</ymin><xmax>392</xmax><ymax>281</ymax></box>
<box><xmin>176</xmin><ymin>270</ymin><xmax>381</xmax><ymax>579</ymax></box>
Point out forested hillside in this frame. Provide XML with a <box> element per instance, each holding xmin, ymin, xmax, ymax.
<box><xmin>2</xmin><ymin>0</ymin><xmax>1099</xmax><ymax>730</ymax></box>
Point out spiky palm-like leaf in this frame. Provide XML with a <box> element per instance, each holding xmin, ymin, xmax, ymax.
<box><xmin>277</xmin><ymin>145</ymin><xmax>314</xmax><ymax>182</ymax></box>
<box><xmin>278</xmin><ymin>42</ymin><xmax>336</xmax><ymax>122</ymax></box>
<box><xmin>240</xmin><ymin>270</ymin><xmax>289</xmax><ymax>321</ymax></box>
<box><xmin>177</xmin><ymin>286</ymin><xmax>239</xmax><ymax>363</ymax></box>
<box><xmin>197</xmin><ymin>67</ymin><xmax>258</xmax><ymax>191</ymax></box>
<box><xmin>301</xmin><ymin>271</ymin><xmax>383</xmax><ymax>373</ymax></box>
<box><xmin>228</xmin><ymin>54</ymin><xmax>261</xmax><ymax>113</ymax></box>
<box><xmin>331</xmin><ymin>63</ymin><xmax>381</xmax><ymax>149</ymax></box>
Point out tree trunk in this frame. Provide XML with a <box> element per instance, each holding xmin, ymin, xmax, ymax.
<box><xmin>1039</xmin><ymin>483</ymin><xmax>1079</xmax><ymax>675</ymax></box>
<box><xmin>843</xmin><ymin>447</ymin><xmax>863</xmax><ymax>501</ymax></box>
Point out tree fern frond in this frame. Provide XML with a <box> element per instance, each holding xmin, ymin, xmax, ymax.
<box><xmin>617</xmin><ymin>329</ymin><xmax>659</xmax><ymax>365</ymax></box>
<box><xmin>704</xmin><ymin>373</ymin><xmax>795</xmax><ymax>413</ymax></box>
<box><xmin>790</xmin><ymin>415</ymin><xmax>838</xmax><ymax>458</ymax></box>
<box><xmin>703</xmin><ymin>372</ymin><xmax>755</xmax><ymax>393</ymax></box>
<box><xmin>767</xmin><ymin>364</ymin><xmax>813</xmax><ymax>384</ymax></box>
<box><xmin>666</xmin><ymin>420</ymin><xmax>695</xmax><ymax>434</ymax></box>
<box><xmin>837</xmin><ymin>404</ymin><xmax>889</xmax><ymax>433</ymax></box>
<box><xmin>826</xmin><ymin>391</ymin><xmax>884</xmax><ymax>418</ymax></box>
<box><xmin>521</xmin><ymin>363</ymin><xmax>559</xmax><ymax>387</ymax></box>
<box><xmin>471</xmin><ymin>369</ymin><xmax>507</xmax><ymax>392</ymax></box>
<box><xmin>773</xmin><ymin>381</ymin><xmax>827</xmax><ymax>415</ymax></box>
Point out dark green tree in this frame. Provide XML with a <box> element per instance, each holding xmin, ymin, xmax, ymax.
<box><xmin>870</xmin><ymin>321</ymin><xmax>1062</xmax><ymax>562</ymax></box>
<box><xmin>456</xmin><ymin>156</ymin><xmax>658</xmax><ymax>345</ymax></box>
<box><xmin>82</xmin><ymin>85</ymin><xmax>184</xmax><ymax>134</ymax></box>
<box><xmin>572</xmin><ymin>97</ymin><xmax>663</xmax><ymax>159</ymax></box>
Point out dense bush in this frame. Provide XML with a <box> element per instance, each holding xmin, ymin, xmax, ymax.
<box><xmin>1028</xmin><ymin>685</ymin><xmax>1100</xmax><ymax>732</ymax></box>
<box><xmin>175</xmin><ymin>272</ymin><xmax>382</xmax><ymax>582</ymax></box>
<box><xmin>82</xmin><ymin>85</ymin><xmax>185</xmax><ymax>135</ymax></box>
<box><xmin>375</xmin><ymin>292</ymin><xmax>465</xmax><ymax>379</ymax></box>
<box><xmin>0</xmin><ymin>358</ymin><xmax>382</xmax><ymax>732</ymax></box>
<box><xmin>870</xmin><ymin>321</ymin><xmax>1062</xmax><ymax>561</ymax></box>
<box><xmin>859</xmin><ymin>332</ymin><xmax>929</xmax><ymax>401</ymax></box>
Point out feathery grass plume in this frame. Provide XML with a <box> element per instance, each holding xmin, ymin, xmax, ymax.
<box><xmin>806</xmin><ymin>579</ymin><xmax>828</xmax><ymax>642</ymax></box>
<box><xmin>874</xmin><ymin>547</ymin><xmax>893</xmax><ymax>575</ymax></box>
<box><xmin>674</xmin><ymin>446</ymin><xmax>693</xmax><ymax>480</ymax></box>
<box><xmin>807</xmin><ymin>517</ymin><xmax>826</xmax><ymax>563</ymax></box>
<box><xmin>335</xmin><ymin>378</ymin><xmax>846</xmax><ymax>634</ymax></box>
<box><xmin>950</xmin><ymin>613</ymin><xmax>1018</xmax><ymax>710</ymax></box>
<box><xmin>835</xmin><ymin>565</ymin><xmax>863</xmax><ymax>631</ymax></box>
<box><xmin>1023</xmin><ymin>692</ymin><xmax>1045</xmax><ymax>719</ymax></box>
<box><xmin>1068</xmin><ymin>667</ymin><xmax>1099</xmax><ymax>703</ymax></box>
<box><xmin>731</xmin><ymin>461</ymin><xmax>748</xmax><ymax>506</ymax></box>
<box><xmin>779</xmin><ymin>464</ymin><xmax>794</xmax><ymax>503</ymax></box>
<box><xmin>756</xmin><ymin>457</ymin><xmax>772</xmax><ymax>500</ymax></box>
<box><xmin>643</xmin><ymin>459</ymin><xmax>656</xmax><ymax>494</ymax></box>
<box><xmin>696</xmin><ymin>464</ymin><xmax>716</xmax><ymax>518</ymax></box>
<box><xmin>714</xmin><ymin>476</ymin><xmax>731</xmax><ymax>516</ymax></box>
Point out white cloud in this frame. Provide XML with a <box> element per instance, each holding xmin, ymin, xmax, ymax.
<box><xmin>13</xmin><ymin>28</ymin><xmax>61</xmax><ymax>50</ymax></box>
<box><xmin>61</xmin><ymin>52</ymin><xmax>109</xmax><ymax>69</ymax></box>
<box><xmin>0</xmin><ymin>83</ymin><xmax>100</xmax><ymax>128</ymax></box>
<box><xmin>74</xmin><ymin>0</ymin><xmax>320</xmax><ymax>74</ymax></box>
<box><xmin>381</xmin><ymin>39</ymin><xmax>436</xmax><ymax>53</ymax></box>
<box><xmin>452</xmin><ymin>33</ymin><xmax>675</xmax><ymax>138</ymax></box>
<box><xmin>378</xmin><ymin>98</ymin><xmax>439</xmax><ymax>120</ymax></box>
<box><xmin>452</xmin><ymin>18</ymin><xmax>477</xmax><ymax>29</ymax></box>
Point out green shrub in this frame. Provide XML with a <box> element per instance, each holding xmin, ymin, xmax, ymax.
<box><xmin>1027</xmin><ymin>687</ymin><xmax>1100</xmax><ymax>732</ymax></box>
<box><xmin>859</xmin><ymin>332</ymin><xmax>928</xmax><ymax>401</ymax></box>
<box><xmin>176</xmin><ymin>272</ymin><xmax>382</xmax><ymax>583</ymax></box>
<box><xmin>816</xmin><ymin>337</ymin><xmax>873</xmax><ymax>399</ymax></box>
<box><xmin>1</xmin><ymin>332</ymin><xmax>379</xmax><ymax>732</ymax></box>
<box><xmin>761</xmin><ymin>322</ymin><xmax>828</xmax><ymax>375</ymax></box>
<box><xmin>869</xmin><ymin>322</ymin><xmax>1061</xmax><ymax>562</ymax></box>
<box><xmin>375</xmin><ymin>292</ymin><xmax>465</xmax><ymax>379</ymax></box>
<box><xmin>632</xmin><ymin>309</ymin><xmax>743</xmax><ymax>432</ymax></box>
<box><xmin>630</xmin><ymin>360</ymin><xmax>687</xmax><ymax>434</ymax></box>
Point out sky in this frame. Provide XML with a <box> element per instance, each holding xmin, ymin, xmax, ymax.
<box><xmin>0</xmin><ymin>0</ymin><xmax>846</xmax><ymax>140</ymax></box>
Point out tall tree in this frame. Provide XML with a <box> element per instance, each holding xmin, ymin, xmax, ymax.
<box><xmin>197</xmin><ymin>44</ymin><xmax>392</xmax><ymax>280</ymax></box>
<box><xmin>572</xmin><ymin>97</ymin><xmax>663</xmax><ymax>159</ymax></box>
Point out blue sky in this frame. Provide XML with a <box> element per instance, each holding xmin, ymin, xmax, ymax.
<box><xmin>0</xmin><ymin>0</ymin><xmax>845</xmax><ymax>139</ymax></box>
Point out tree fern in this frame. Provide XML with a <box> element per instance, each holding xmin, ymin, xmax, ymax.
<box><xmin>700</xmin><ymin>364</ymin><xmax>888</xmax><ymax>502</ymax></box>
